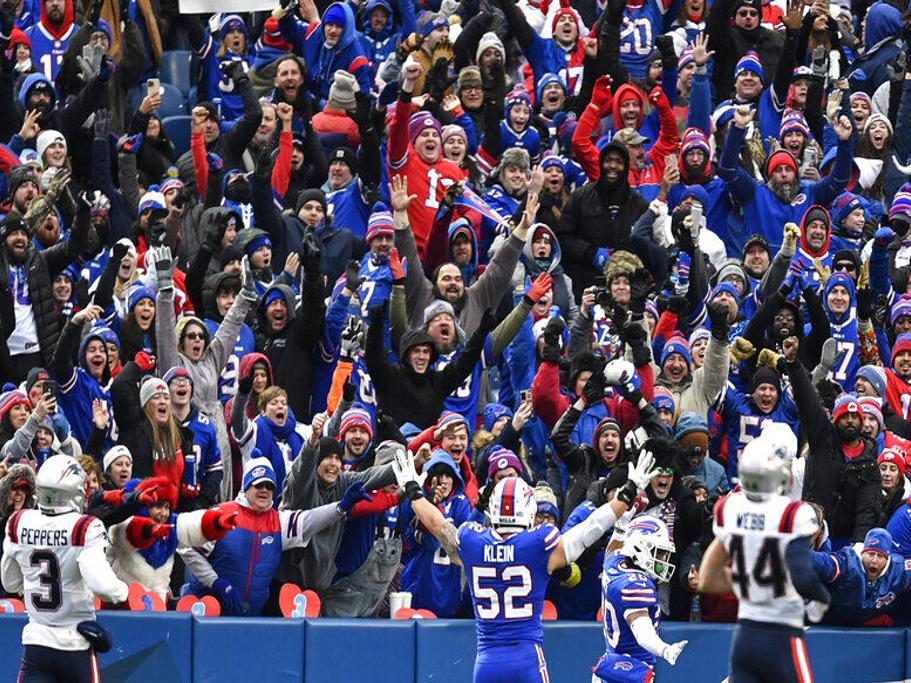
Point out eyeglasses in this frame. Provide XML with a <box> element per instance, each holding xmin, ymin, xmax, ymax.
<box><xmin>169</xmin><ymin>377</ymin><xmax>191</xmax><ymax>387</ymax></box>
<box><xmin>183</xmin><ymin>332</ymin><xmax>206</xmax><ymax>341</ymax></box>
<box><xmin>461</xmin><ymin>85</ymin><xmax>482</xmax><ymax>93</ymax></box>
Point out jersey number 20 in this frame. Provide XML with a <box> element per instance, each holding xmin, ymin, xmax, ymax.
<box><xmin>472</xmin><ymin>565</ymin><xmax>533</xmax><ymax>620</ymax></box>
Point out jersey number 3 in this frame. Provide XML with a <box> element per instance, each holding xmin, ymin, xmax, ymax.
<box><xmin>29</xmin><ymin>550</ymin><xmax>62</xmax><ymax>611</ymax></box>
<box><xmin>729</xmin><ymin>535</ymin><xmax>786</xmax><ymax>601</ymax></box>
<box><xmin>472</xmin><ymin>565</ymin><xmax>533</xmax><ymax>620</ymax></box>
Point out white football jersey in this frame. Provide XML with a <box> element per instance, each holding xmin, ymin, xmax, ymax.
<box><xmin>713</xmin><ymin>490</ymin><xmax>818</xmax><ymax>629</ymax></box>
<box><xmin>1</xmin><ymin>509</ymin><xmax>128</xmax><ymax>650</ymax></box>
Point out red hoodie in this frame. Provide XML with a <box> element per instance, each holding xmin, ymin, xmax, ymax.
<box><xmin>39</xmin><ymin>0</ymin><xmax>74</xmax><ymax>39</ymax></box>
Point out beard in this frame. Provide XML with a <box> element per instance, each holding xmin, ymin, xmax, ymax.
<box><xmin>770</xmin><ymin>179</ymin><xmax>797</xmax><ymax>203</ymax></box>
<box><xmin>432</xmin><ymin>286</ymin><xmax>467</xmax><ymax>313</ymax></box>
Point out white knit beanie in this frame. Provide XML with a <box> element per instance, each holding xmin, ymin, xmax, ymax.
<box><xmin>139</xmin><ymin>377</ymin><xmax>170</xmax><ymax>407</ymax></box>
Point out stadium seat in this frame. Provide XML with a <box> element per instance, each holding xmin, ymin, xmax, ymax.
<box><xmin>161</xmin><ymin>115</ymin><xmax>191</xmax><ymax>156</ymax></box>
<box><xmin>160</xmin><ymin>50</ymin><xmax>192</xmax><ymax>94</ymax></box>
<box><xmin>187</xmin><ymin>85</ymin><xmax>198</xmax><ymax>110</ymax></box>
<box><xmin>158</xmin><ymin>82</ymin><xmax>187</xmax><ymax>118</ymax></box>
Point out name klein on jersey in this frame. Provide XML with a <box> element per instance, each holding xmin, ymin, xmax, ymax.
<box><xmin>483</xmin><ymin>544</ymin><xmax>515</xmax><ymax>563</ymax></box>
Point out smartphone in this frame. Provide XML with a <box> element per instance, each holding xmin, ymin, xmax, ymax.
<box><xmin>520</xmin><ymin>389</ymin><xmax>532</xmax><ymax>404</ymax></box>
<box><xmin>147</xmin><ymin>78</ymin><xmax>160</xmax><ymax>97</ymax></box>
<box><xmin>43</xmin><ymin>380</ymin><xmax>57</xmax><ymax>397</ymax></box>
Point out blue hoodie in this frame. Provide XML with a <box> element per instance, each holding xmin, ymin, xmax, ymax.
<box><xmin>56</xmin><ymin>328</ymin><xmax>111</xmax><ymax>447</ymax></box>
<box><xmin>399</xmin><ymin>450</ymin><xmax>471</xmax><ymax>617</ymax></box>
<box><xmin>17</xmin><ymin>73</ymin><xmax>56</xmax><ymax>112</ymax></box>
<box><xmin>820</xmin><ymin>272</ymin><xmax>858</xmax><ymax>392</ymax></box>
<box><xmin>279</xmin><ymin>2</ymin><xmax>372</xmax><ymax>102</ymax></box>
<box><xmin>847</xmin><ymin>2</ymin><xmax>904</xmax><ymax>96</ymax></box>
<box><xmin>358</xmin><ymin>0</ymin><xmax>416</xmax><ymax>83</ymax></box>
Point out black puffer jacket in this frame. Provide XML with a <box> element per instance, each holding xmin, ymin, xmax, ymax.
<box><xmin>0</xmin><ymin>211</ymin><xmax>89</xmax><ymax>366</ymax></box>
<box><xmin>786</xmin><ymin>358</ymin><xmax>881</xmax><ymax>542</ymax></box>
<box><xmin>556</xmin><ymin>142</ymin><xmax>648</xmax><ymax>299</ymax></box>
<box><xmin>254</xmin><ymin>281</ymin><xmax>325</xmax><ymax>421</ymax></box>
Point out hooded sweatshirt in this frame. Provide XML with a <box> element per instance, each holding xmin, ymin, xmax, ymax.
<box><xmin>25</xmin><ymin>0</ymin><xmax>76</xmax><ymax>80</ymax></box>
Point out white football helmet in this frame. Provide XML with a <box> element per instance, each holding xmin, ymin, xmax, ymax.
<box><xmin>36</xmin><ymin>455</ymin><xmax>87</xmax><ymax>515</ymax></box>
<box><xmin>488</xmin><ymin>477</ymin><xmax>537</xmax><ymax>530</ymax></box>
<box><xmin>738</xmin><ymin>432</ymin><xmax>792</xmax><ymax>502</ymax></box>
<box><xmin>620</xmin><ymin>515</ymin><xmax>676</xmax><ymax>583</ymax></box>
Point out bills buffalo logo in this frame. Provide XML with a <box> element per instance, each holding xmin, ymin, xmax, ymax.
<box><xmin>614</xmin><ymin>661</ymin><xmax>634</xmax><ymax>671</ymax></box>
<box><xmin>875</xmin><ymin>592</ymin><xmax>896</xmax><ymax>609</ymax></box>
<box><xmin>251</xmin><ymin>466</ymin><xmax>267</xmax><ymax>479</ymax></box>
<box><xmin>791</xmin><ymin>193</ymin><xmax>807</xmax><ymax>207</ymax></box>
<box><xmin>628</xmin><ymin>518</ymin><xmax>662</xmax><ymax>536</ymax></box>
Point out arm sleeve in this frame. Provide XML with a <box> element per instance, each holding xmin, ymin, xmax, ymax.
<box><xmin>572</xmin><ymin>103</ymin><xmax>603</xmax><ymax>182</ymax></box>
<box><xmin>0</xmin><ymin>412</ymin><xmax>40</xmax><ymax>461</ymax></box>
<box><xmin>177</xmin><ymin>543</ymin><xmax>218</xmax><ymax>587</ymax></box>
<box><xmin>154</xmin><ymin>286</ymin><xmax>181</xmax><ymax>373</ymax></box>
<box><xmin>77</xmin><ymin>519</ymin><xmax>130</xmax><ymax>604</ymax></box>
<box><xmin>717</xmin><ymin>125</ymin><xmax>757</xmax><ymax>206</ymax></box>
<box><xmin>280</xmin><ymin>501</ymin><xmax>346</xmax><ymax>550</ymax></box>
<box><xmin>561</xmin><ymin>499</ymin><xmax>619</xmax><ymax>564</ymax></box>
<box><xmin>785</xmin><ymin>536</ymin><xmax>832</xmax><ymax>603</ymax></box>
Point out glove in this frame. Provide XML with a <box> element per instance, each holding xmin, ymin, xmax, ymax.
<box><xmin>782</xmin><ymin>222</ymin><xmax>800</xmax><ymax>250</ymax></box>
<box><xmin>477</xmin><ymin>308</ymin><xmax>498</xmax><ymax>335</ymax></box>
<box><xmin>602</xmin><ymin>358</ymin><xmax>629</xmax><ymax>385</ymax></box>
<box><xmin>107</xmin><ymin>239</ymin><xmax>128</xmax><ymax>266</ymax></box>
<box><xmin>475</xmin><ymin>482</ymin><xmax>494</xmax><ymax>513</ymax></box>
<box><xmin>392</xmin><ymin>447</ymin><xmax>424</xmax><ymax>501</ymax></box>
<box><xmin>118</xmin><ymin>132</ymin><xmax>143</xmax><ymax>155</ymax></box>
<box><xmin>301</xmin><ymin>232</ymin><xmax>321</xmax><ymax>280</ymax></box>
<box><xmin>729</xmin><ymin>337</ymin><xmax>756</xmax><ymax>363</ymax></box>
<box><xmin>151</xmin><ymin>243</ymin><xmax>175</xmax><ymax>276</ymax></box>
<box><xmin>134</xmin><ymin>351</ymin><xmax>155</xmax><ymax>373</ymax></box>
<box><xmin>98</xmin><ymin>57</ymin><xmax>114</xmax><ymax>82</ymax></box>
<box><xmin>617</xmin><ymin>364</ymin><xmax>642</xmax><ymax>400</ymax></box>
<box><xmin>93</xmin><ymin>108</ymin><xmax>111</xmax><ymax>139</ymax></box>
<box><xmin>592</xmin><ymin>247</ymin><xmax>610</xmax><ymax>270</ymax></box>
<box><xmin>756</xmin><ymin>348</ymin><xmax>782</xmax><ymax>369</ymax></box>
<box><xmin>101</xmin><ymin>489</ymin><xmax>125</xmax><ymax>506</ymax></box>
<box><xmin>340</xmin><ymin>316</ymin><xmax>364</xmax><ymax>361</ymax></box>
<box><xmin>212</xmin><ymin>578</ymin><xmax>244</xmax><ymax>615</ymax></box>
<box><xmin>581</xmin><ymin>367</ymin><xmax>607</xmax><ymax>405</ymax></box>
<box><xmin>240</xmin><ymin>255</ymin><xmax>257</xmax><ymax>302</ymax></box>
<box><xmin>616</xmin><ymin>449</ymin><xmax>658</xmax><ymax>506</ymax></box>
<box><xmin>648</xmin><ymin>85</ymin><xmax>669</xmax><ymax>109</ymax></box>
<box><xmin>675</xmin><ymin>252</ymin><xmax>691</xmax><ymax>293</ymax></box>
<box><xmin>388</xmin><ymin>247</ymin><xmax>406</xmax><ymax>282</ymax></box>
<box><xmin>655</xmin><ymin>34</ymin><xmax>677</xmax><ymax>65</ymax></box>
<box><xmin>857</xmin><ymin>287</ymin><xmax>873</xmax><ymax>320</ymax></box>
<box><xmin>620</xmin><ymin>319</ymin><xmax>647</xmax><ymax>348</ymax></box>
<box><xmin>137</xmin><ymin>485</ymin><xmax>159</xmax><ymax>507</ymax></box>
<box><xmin>819</xmin><ymin>338</ymin><xmax>837</xmax><ymax>371</ymax></box>
<box><xmin>524</xmin><ymin>273</ymin><xmax>553</xmax><ymax>305</ymax></box>
<box><xmin>219</xmin><ymin>58</ymin><xmax>248</xmax><ymax>84</ymax></box>
<box><xmin>237</xmin><ymin>372</ymin><xmax>254</xmax><ymax>395</ymax></box>
<box><xmin>628</xmin><ymin>268</ymin><xmax>652</xmax><ymax>314</ymax></box>
<box><xmin>590</xmin><ymin>75</ymin><xmax>613</xmax><ymax>112</ymax></box>
<box><xmin>200</xmin><ymin>508</ymin><xmax>239</xmax><ymax>541</ymax></box>
<box><xmin>541</xmin><ymin>316</ymin><xmax>564</xmax><ymax>363</ymax></box>
<box><xmin>127</xmin><ymin>516</ymin><xmax>172</xmax><ymax>549</ymax></box>
<box><xmin>181</xmin><ymin>483</ymin><xmax>200</xmax><ymax>499</ymax></box>
<box><xmin>338</xmin><ymin>481</ymin><xmax>372</xmax><ymax>514</ymax></box>
<box><xmin>344</xmin><ymin>259</ymin><xmax>364</xmax><ymax>292</ymax></box>
<box><xmin>706</xmin><ymin>301</ymin><xmax>729</xmax><ymax>340</ymax></box>
<box><xmin>87</xmin><ymin>0</ymin><xmax>103</xmax><ymax>22</ymax></box>
<box><xmin>874</xmin><ymin>227</ymin><xmax>895</xmax><ymax>248</ymax></box>
<box><xmin>666</xmin><ymin>295</ymin><xmax>689</xmax><ymax>317</ymax></box>
<box><xmin>206</xmin><ymin>152</ymin><xmax>224</xmax><ymax>173</ymax></box>
<box><xmin>662</xmin><ymin>640</ymin><xmax>688</xmax><ymax>665</ymax></box>
<box><xmin>254</xmin><ymin>145</ymin><xmax>276</xmax><ymax>179</ymax></box>
<box><xmin>557</xmin><ymin>562</ymin><xmax>582</xmax><ymax>588</ymax></box>
<box><xmin>805</xmin><ymin>599</ymin><xmax>828</xmax><ymax>623</ymax></box>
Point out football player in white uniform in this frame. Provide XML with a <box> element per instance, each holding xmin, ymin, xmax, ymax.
<box><xmin>698</xmin><ymin>429</ymin><xmax>831</xmax><ymax>682</ymax></box>
<box><xmin>1</xmin><ymin>455</ymin><xmax>236</xmax><ymax>682</ymax></box>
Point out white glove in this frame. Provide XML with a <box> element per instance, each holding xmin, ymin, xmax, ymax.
<box><xmin>392</xmin><ymin>447</ymin><xmax>419</xmax><ymax>488</ymax></box>
<box><xmin>240</xmin><ymin>255</ymin><xmax>257</xmax><ymax>302</ymax></box>
<box><xmin>628</xmin><ymin>449</ymin><xmax>658</xmax><ymax>491</ymax></box>
<box><xmin>805</xmin><ymin>600</ymin><xmax>828</xmax><ymax>624</ymax></box>
<box><xmin>662</xmin><ymin>640</ymin><xmax>688</xmax><ymax>666</ymax></box>
<box><xmin>603</xmin><ymin>359</ymin><xmax>634</xmax><ymax>385</ymax></box>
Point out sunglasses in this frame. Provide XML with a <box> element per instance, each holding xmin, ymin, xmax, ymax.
<box><xmin>834</xmin><ymin>262</ymin><xmax>856</xmax><ymax>272</ymax></box>
<box><xmin>183</xmin><ymin>332</ymin><xmax>206</xmax><ymax>341</ymax></box>
<box><xmin>654</xmin><ymin>467</ymin><xmax>674</xmax><ymax>475</ymax></box>
<box><xmin>253</xmin><ymin>481</ymin><xmax>275</xmax><ymax>491</ymax></box>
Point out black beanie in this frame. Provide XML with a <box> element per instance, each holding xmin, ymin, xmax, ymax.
<box><xmin>296</xmin><ymin>188</ymin><xmax>328</xmax><ymax>215</ymax></box>
<box><xmin>750</xmin><ymin>366</ymin><xmax>781</xmax><ymax>394</ymax></box>
<box><xmin>316</xmin><ymin>436</ymin><xmax>341</xmax><ymax>465</ymax></box>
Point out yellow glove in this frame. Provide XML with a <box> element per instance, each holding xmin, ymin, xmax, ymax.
<box><xmin>814</xmin><ymin>258</ymin><xmax>830</xmax><ymax>287</ymax></box>
<box><xmin>729</xmin><ymin>336</ymin><xmax>756</xmax><ymax>363</ymax></box>
<box><xmin>783</xmin><ymin>222</ymin><xmax>799</xmax><ymax>249</ymax></box>
<box><xmin>757</xmin><ymin>348</ymin><xmax>782</xmax><ymax>369</ymax></box>
<box><xmin>858</xmin><ymin>260</ymin><xmax>870</xmax><ymax>290</ymax></box>
<box><xmin>559</xmin><ymin>563</ymin><xmax>582</xmax><ymax>588</ymax></box>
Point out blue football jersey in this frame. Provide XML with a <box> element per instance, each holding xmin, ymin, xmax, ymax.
<box><xmin>356</xmin><ymin>257</ymin><xmax>393</xmax><ymax>318</ymax></box>
<box><xmin>26</xmin><ymin>22</ymin><xmax>76</xmax><ymax>79</ymax></box>
<box><xmin>601</xmin><ymin>552</ymin><xmax>661</xmax><ymax>666</ymax></box>
<box><xmin>458</xmin><ymin>521</ymin><xmax>560</xmax><ymax>650</ymax></box>
<box><xmin>434</xmin><ymin>336</ymin><xmax>493</xmax><ymax>433</ymax></box>
<box><xmin>619</xmin><ymin>0</ymin><xmax>665</xmax><ymax>80</ymax></box>
<box><xmin>204</xmin><ymin>319</ymin><xmax>256</xmax><ymax>404</ymax></box>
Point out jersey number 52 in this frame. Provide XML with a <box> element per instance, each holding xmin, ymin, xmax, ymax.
<box><xmin>472</xmin><ymin>565</ymin><xmax>533</xmax><ymax>620</ymax></box>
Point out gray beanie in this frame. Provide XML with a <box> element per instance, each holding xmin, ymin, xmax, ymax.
<box><xmin>476</xmin><ymin>31</ymin><xmax>505</xmax><ymax>64</ymax></box>
<box><xmin>139</xmin><ymin>376</ymin><xmax>170</xmax><ymax>407</ymax></box>
<box><xmin>328</xmin><ymin>70</ymin><xmax>359</xmax><ymax>112</ymax></box>
<box><xmin>423</xmin><ymin>299</ymin><xmax>465</xmax><ymax>344</ymax></box>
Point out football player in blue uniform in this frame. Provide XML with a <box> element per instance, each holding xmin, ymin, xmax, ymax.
<box><xmin>593</xmin><ymin>516</ymin><xmax>688</xmax><ymax>681</ymax></box>
<box><xmin>391</xmin><ymin>447</ymin><xmax>659</xmax><ymax>682</ymax></box>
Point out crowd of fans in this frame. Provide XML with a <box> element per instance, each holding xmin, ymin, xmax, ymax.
<box><xmin>0</xmin><ymin>0</ymin><xmax>911</xmax><ymax>626</ymax></box>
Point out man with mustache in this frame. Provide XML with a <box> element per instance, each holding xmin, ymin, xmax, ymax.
<box><xmin>717</xmin><ymin>105</ymin><xmax>855</xmax><ymax>254</ymax></box>
<box><xmin>782</xmin><ymin>335</ymin><xmax>880</xmax><ymax>549</ymax></box>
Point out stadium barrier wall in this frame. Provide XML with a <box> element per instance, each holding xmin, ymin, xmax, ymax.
<box><xmin>0</xmin><ymin>614</ymin><xmax>908</xmax><ymax>682</ymax></box>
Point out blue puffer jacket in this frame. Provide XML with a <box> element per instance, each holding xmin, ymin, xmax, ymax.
<box><xmin>847</xmin><ymin>2</ymin><xmax>904</xmax><ymax>97</ymax></box>
<box><xmin>187</xmin><ymin>500</ymin><xmax>282</xmax><ymax>616</ymax></box>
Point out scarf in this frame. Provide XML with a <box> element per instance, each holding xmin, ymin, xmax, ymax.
<box><xmin>138</xmin><ymin>512</ymin><xmax>178</xmax><ymax>569</ymax></box>
<box><xmin>252</xmin><ymin>412</ymin><xmax>303</xmax><ymax>497</ymax></box>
